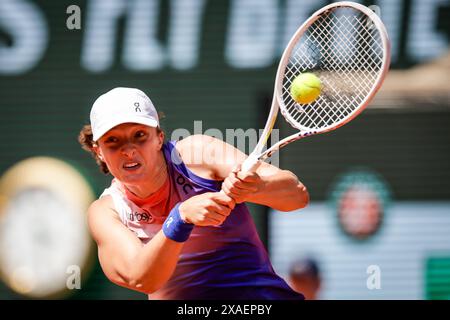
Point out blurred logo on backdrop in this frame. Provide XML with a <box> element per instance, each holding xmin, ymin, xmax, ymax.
<box><xmin>0</xmin><ymin>157</ymin><xmax>95</xmax><ymax>298</ymax></box>
<box><xmin>0</xmin><ymin>1</ymin><xmax>448</xmax><ymax>74</ymax></box>
<box><xmin>328</xmin><ymin>168</ymin><xmax>392</xmax><ymax>241</ymax></box>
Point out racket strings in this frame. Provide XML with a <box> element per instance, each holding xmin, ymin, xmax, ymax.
<box><xmin>280</xmin><ymin>8</ymin><xmax>384</xmax><ymax>131</ymax></box>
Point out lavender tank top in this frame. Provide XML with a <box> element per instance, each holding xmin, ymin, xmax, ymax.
<box><xmin>101</xmin><ymin>140</ymin><xmax>303</xmax><ymax>300</ymax></box>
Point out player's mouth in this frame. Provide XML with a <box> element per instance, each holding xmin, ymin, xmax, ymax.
<box><xmin>122</xmin><ymin>162</ymin><xmax>142</xmax><ymax>171</ymax></box>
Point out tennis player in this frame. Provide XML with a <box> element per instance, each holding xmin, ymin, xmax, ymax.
<box><xmin>79</xmin><ymin>87</ymin><xmax>309</xmax><ymax>299</ymax></box>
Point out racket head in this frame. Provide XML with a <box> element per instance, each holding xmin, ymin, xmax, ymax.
<box><xmin>276</xmin><ymin>1</ymin><xmax>391</xmax><ymax>134</ymax></box>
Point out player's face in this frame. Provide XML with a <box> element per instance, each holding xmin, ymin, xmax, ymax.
<box><xmin>96</xmin><ymin>123</ymin><xmax>164</xmax><ymax>184</ymax></box>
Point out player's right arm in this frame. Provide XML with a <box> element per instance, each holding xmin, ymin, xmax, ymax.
<box><xmin>87</xmin><ymin>192</ymin><xmax>234</xmax><ymax>294</ymax></box>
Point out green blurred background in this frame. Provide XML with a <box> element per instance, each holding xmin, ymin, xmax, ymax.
<box><xmin>0</xmin><ymin>0</ymin><xmax>449</xmax><ymax>299</ymax></box>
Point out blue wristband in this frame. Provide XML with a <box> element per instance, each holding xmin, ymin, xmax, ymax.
<box><xmin>163</xmin><ymin>203</ymin><xmax>194</xmax><ymax>242</ymax></box>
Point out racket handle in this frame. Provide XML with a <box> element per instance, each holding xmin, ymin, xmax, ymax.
<box><xmin>241</xmin><ymin>154</ymin><xmax>261</xmax><ymax>173</ymax></box>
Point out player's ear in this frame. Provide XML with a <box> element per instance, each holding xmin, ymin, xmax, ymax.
<box><xmin>92</xmin><ymin>143</ymin><xmax>104</xmax><ymax>161</ymax></box>
<box><xmin>157</xmin><ymin>128</ymin><xmax>164</xmax><ymax>150</ymax></box>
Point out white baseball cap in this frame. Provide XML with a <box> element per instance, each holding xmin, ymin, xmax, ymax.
<box><xmin>90</xmin><ymin>87</ymin><xmax>159</xmax><ymax>141</ymax></box>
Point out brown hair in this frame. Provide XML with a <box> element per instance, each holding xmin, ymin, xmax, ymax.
<box><xmin>78</xmin><ymin>124</ymin><xmax>109</xmax><ymax>174</ymax></box>
<box><xmin>78</xmin><ymin>124</ymin><xmax>164</xmax><ymax>174</ymax></box>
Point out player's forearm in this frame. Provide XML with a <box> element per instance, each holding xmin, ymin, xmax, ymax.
<box><xmin>246</xmin><ymin>170</ymin><xmax>309</xmax><ymax>211</ymax></box>
<box><xmin>126</xmin><ymin>231</ymin><xmax>184</xmax><ymax>294</ymax></box>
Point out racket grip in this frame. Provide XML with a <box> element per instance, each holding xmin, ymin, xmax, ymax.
<box><xmin>241</xmin><ymin>154</ymin><xmax>261</xmax><ymax>173</ymax></box>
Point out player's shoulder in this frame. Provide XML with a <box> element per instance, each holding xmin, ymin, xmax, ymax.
<box><xmin>87</xmin><ymin>196</ymin><xmax>123</xmax><ymax>243</ymax></box>
<box><xmin>176</xmin><ymin>134</ymin><xmax>219</xmax><ymax>151</ymax></box>
<box><xmin>175</xmin><ymin>135</ymin><xmax>226</xmax><ymax>179</ymax></box>
<box><xmin>87</xmin><ymin>195</ymin><xmax>119</xmax><ymax>224</ymax></box>
<box><xmin>175</xmin><ymin>134</ymin><xmax>224</xmax><ymax>157</ymax></box>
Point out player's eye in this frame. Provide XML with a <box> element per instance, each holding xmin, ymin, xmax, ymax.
<box><xmin>105</xmin><ymin>136</ymin><xmax>118</xmax><ymax>143</ymax></box>
<box><xmin>135</xmin><ymin>131</ymin><xmax>147</xmax><ymax>139</ymax></box>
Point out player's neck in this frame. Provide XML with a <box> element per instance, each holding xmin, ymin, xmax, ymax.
<box><xmin>124</xmin><ymin>153</ymin><xmax>168</xmax><ymax>199</ymax></box>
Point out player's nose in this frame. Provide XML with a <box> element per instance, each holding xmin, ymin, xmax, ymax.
<box><xmin>120</xmin><ymin>144</ymin><xmax>137</xmax><ymax>158</ymax></box>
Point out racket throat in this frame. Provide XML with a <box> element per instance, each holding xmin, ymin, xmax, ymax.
<box><xmin>241</xmin><ymin>153</ymin><xmax>262</xmax><ymax>173</ymax></box>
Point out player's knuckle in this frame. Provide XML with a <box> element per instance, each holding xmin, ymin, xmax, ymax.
<box><xmin>204</xmin><ymin>192</ymin><xmax>214</xmax><ymax>198</ymax></box>
<box><xmin>204</xmin><ymin>199</ymin><xmax>214</xmax><ymax>208</ymax></box>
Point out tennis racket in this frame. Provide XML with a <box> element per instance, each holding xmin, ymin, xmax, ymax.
<box><xmin>241</xmin><ymin>1</ymin><xmax>391</xmax><ymax>172</ymax></box>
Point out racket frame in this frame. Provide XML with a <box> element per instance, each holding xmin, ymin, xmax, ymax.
<box><xmin>241</xmin><ymin>1</ymin><xmax>391</xmax><ymax>172</ymax></box>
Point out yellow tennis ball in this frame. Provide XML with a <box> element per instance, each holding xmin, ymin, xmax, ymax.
<box><xmin>290</xmin><ymin>73</ymin><xmax>322</xmax><ymax>104</ymax></box>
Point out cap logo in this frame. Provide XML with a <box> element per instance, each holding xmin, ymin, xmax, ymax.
<box><xmin>134</xmin><ymin>102</ymin><xmax>141</xmax><ymax>112</ymax></box>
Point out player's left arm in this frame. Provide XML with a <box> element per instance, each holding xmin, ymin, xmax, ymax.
<box><xmin>177</xmin><ymin>135</ymin><xmax>309</xmax><ymax>212</ymax></box>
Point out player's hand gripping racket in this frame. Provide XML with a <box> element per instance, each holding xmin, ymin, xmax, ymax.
<box><xmin>241</xmin><ymin>1</ymin><xmax>391</xmax><ymax>172</ymax></box>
